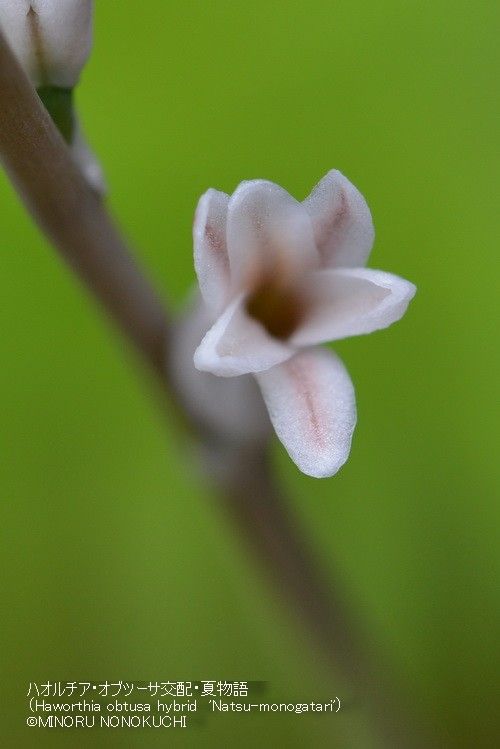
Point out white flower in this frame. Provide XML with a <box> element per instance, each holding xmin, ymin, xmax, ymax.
<box><xmin>190</xmin><ymin>170</ymin><xmax>416</xmax><ymax>478</ymax></box>
<box><xmin>0</xmin><ymin>0</ymin><xmax>93</xmax><ymax>88</ymax></box>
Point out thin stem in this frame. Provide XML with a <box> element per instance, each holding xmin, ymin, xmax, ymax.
<box><xmin>219</xmin><ymin>447</ymin><xmax>428</xmax><ymax>749</ymax></box>
<box><xmin>0</xmin><ymin>29</ymin><xmax>431</xmax><ymax>748</ymax></box>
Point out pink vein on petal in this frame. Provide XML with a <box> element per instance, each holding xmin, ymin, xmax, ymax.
<box><xmin>205</xmin><ymin>223</ymin><xmax>225</xmax><ymax>253</ymax></box>
<box><xmin>319</xmin><ymin>187</ymin><xmax>347</xmax><ymax>252</ymax></box>
<box><xmin>288</xmin><ymin>355</ymin><xmax>324</xmax><ymax>449</ymax></box>
<box><xmin>205</xmin><ymin>222</ymin><xmax>229</xmax><ymax>273</ymax></box>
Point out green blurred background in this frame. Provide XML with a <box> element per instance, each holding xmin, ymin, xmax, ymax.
<box><xmin>1</xmin><ymin>1</ymin><xmax>499</xmax><ymax>747</ymax></box>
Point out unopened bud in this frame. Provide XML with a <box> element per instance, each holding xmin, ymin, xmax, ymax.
<box><xmin>0</xmin><ymin>1</ymin><xmax>105</xmax><ymax>194</ymax></box>
<box><xmin>0</xmin><ymin>0</ymin><xmax>92</xmax><ymax>88</ymax></box>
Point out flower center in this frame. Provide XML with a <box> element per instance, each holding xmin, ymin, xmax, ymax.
<box><xmin>245</xmin><ymin>277</ymin><xmax>304</xmax><ymax>340</ymax></box>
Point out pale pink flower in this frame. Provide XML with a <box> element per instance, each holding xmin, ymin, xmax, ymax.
<box><xmin>189</xmin><ymin>170</ymin><xmax>416</xmax><ymax>478</ymax></box>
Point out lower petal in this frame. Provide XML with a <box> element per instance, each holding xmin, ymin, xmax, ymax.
<box><xmin>194</xmin><ymin>295</ymin><xmax>295</xmax><ymax>377</ymax></box>
<box><xmin>169</xmin><ymin>292</ymin><xmax>271</xmax><ymax>442</ymax></box>
<box><xmin>255</xmin><ymin>348</ymin><xmax>356</xmax><ymax>478</ymax></box>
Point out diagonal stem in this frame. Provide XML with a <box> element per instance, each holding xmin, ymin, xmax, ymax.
<box><xmin>0</xmin><ymin>33</ymin><xmax>168</xmax><ymax>374</ymax></box>
<box><xmin>219</xmin><ymin>447</ymin><xmax>429</xmax><ymax>749</ymax></box>
<box><xmin>0</xmin><ymin>30</ymin><xmax>431</xmax><ymax>748</ymax></box>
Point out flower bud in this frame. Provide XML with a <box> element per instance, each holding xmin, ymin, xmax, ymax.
<box><xmin>0</xmin><ymin>1</ymin><xmax>105</xmax><ymax>194</ymax></box>
<box><xmin>0</xmin><ymin>1</ymin><xmax>92</xmax><ymax>88</ymax></box>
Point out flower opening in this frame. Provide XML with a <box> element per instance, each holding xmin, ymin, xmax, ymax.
<box><xmin>245</xmin><ymin>275</ymin><xmax>305</xmax><ymax>340</ymax></box>
<box><xmin>188</xmin><ymin>170</ymin><xmax>416</xmax><ymax>477</ymax></box>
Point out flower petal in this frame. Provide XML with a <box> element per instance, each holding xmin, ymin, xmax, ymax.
<box><xmin>226</xmin><ymin>179</ymin><xmax>318</xmax><ymax>290</ymax></box>
<box><xmin>0</xmin><ymin>2</ymin><xmax>33</xmax><ymax>78</ymax></box>
<box><xmin>34</xmin><ymin>0</ymin><xmax>93</xmax><ymax>88</ymax></box>
<box><xmin>256</xmin><ymin>348</ymin><xmax>356</xmax><ymax>478</ymax></box>
<box><xmin>291</xmin><ymin>268</ymin><xmax>416</xmax><ymax>346</ymax></box>
<box><xmin>194</xmin><ymin>295</ymin><xmax>294</xmax><ymax>377</ymax></box>
<box><xmin>170</xmin><ymin>293</ymin><xmax>271</xmax><ymax>442</ymax></box>
<box><xmin>303</xmin><ymin>170</ymin><xmax>374</xmax><ymax>268</ymax></box>
<box><xmin>193</xmin><ymin>188</ymin><xmax>231</xmax><ymax>313</ymax></box>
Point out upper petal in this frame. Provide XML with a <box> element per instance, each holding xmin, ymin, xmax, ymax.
<box><xmin>194</xmin><ymin>295</ymin><xmax>295</xmax><ymax>377</ymax></box>
<box><xmin>291</xmin><ymin>268</ymin><xmax>416</xmax><ymax>346</ymax></box>
<box><xmin>193</xmin><ymin>188</ymin><xmax>231</xmax><ymax>313</ymax></box>
<box><xmin>255</xmin><ymin>347</ymin><xmax>356</xmax><ymax>478</ymax></box>
<box><xmin>303</xmin><ymin>170</ymin><xmax>374</xmax><ymax>268</ymax></box>
<box><xmin>226</xmin><ymin>180</ymin><xmax>319</xmax><ymax>290</ymax></box>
